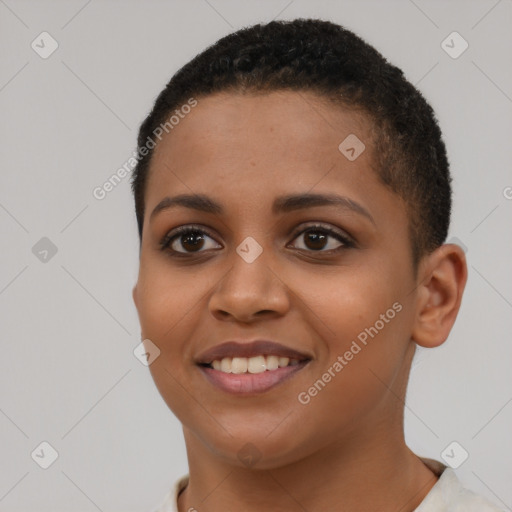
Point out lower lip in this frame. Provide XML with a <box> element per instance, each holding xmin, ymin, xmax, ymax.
<box><xmin>198</xmin><ymin>362</ymin><xmax>309</xmax><ymax>394</ymax></box>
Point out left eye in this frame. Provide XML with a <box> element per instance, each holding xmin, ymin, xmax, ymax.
<box><xmin>288</xmin><ymin>225</ymin><xmax>352</xmax><ymax>252</ymax></box>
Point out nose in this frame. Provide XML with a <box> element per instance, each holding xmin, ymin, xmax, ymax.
<box><xmin>208</xmin><ymin>250</ymin><xmax>290</xmax><ymax>323</ymax></box>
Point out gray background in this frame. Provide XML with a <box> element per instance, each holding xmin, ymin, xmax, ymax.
<box><xmin>1</xmin><ymin>0</ymin><xmax>511</xmax><ymax>510</ymax></box>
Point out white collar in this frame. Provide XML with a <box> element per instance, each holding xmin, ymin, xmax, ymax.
<box><xmin>154</xmin><ymin>457</ymin><xmax>503</xmax><ymax>512</ymax></box>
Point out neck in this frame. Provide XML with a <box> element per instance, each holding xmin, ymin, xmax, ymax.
<box><xmin>177</xmin><ymin>419</ymin><xmax>438</xmax><ymax>512</ymax></box>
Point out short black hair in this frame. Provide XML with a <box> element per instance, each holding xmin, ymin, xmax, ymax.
<box><xmin>131</xmin><ymin>18</ymin><xmax>451</xmax><ymax>267</ymax></box>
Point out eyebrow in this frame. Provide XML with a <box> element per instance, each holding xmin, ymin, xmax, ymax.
<box><xmin>150</xmin><ymin>192</ymin><xmax>375</xmax><ymax>224</ymax></box>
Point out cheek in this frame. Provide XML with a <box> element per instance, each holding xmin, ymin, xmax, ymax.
<box><xmin>292</xmin><ymin>320</ymin><xmax>409</xmax><ymax>450</ymax></box>
<box><xmin>292</xmin><ymin>266</ymin><xmax>409</xmax><ymax>406</ymax></box>
<box><xmin>293</xmin><ymin>264</ymin><xmax>402</xmax><ymax>342</ymax></box>
<box><xmin>136</xmin><ymin>257</ymin><xmax>205</xmax><ymax>336</ymax></box>
<box><xmin>135</xmin><ymin>280</ymin><xmax>194</xmax><ymax>391</ymax></box>
<box><xmin>135</xmin><ymin>268</ymin><xmax>203</xmax><ymax>426</ymax></box>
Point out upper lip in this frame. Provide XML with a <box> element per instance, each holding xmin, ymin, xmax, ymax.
<box><xmin>195</xmin><ymin>340</ymin><xmax>313</xmax><ymax>364</ymax></box>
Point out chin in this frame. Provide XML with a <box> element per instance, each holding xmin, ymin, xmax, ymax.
<box><xmin>195</xmin><ymin>422</ymin><xmax>314</xmax><ymax>470</ymax></box>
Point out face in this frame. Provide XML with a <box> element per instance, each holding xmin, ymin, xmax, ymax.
<box><xmin>132</xmin><ymin>90</ymin><xmax>420</xmax><ymax>468</ymax></box>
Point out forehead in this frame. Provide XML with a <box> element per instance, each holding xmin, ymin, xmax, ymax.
<box><xmin>146</xmin><ymin>90</ymin><xmax>397</xmax><ymax>224</ymax></box>
<box><xmin>151</xmin><ymin>92</ymin><xmax>372</xmax><ymax>179</ymax></box>
<box><xmin>153</xmin><ymin>91</ymin><xmax>370</xmax><ymax>162</ymax></box>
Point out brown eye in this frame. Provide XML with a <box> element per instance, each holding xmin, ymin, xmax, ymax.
<box><xmin>289</xmin><ymin>225</ymin><xmax>352</xmax><ymax>252</ymax></box>
<box><xmin>175</xmin><ymin>231</ymin><xmax>206</xmax><ymax>252</ymax></box>
<box><xmin>303</xmin><ymin>231</ymin><xmax>329</xmax><ymax>250</ymax></box>
<box><xmin>161</xmin><ymin>226</ymin><xmax>221</xmax><ymax>254</ymax></box>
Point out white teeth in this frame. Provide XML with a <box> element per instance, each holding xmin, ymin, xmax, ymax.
<box><xmin>248</xmin><ymin>355</ymin><xmax>266</xmax><ymax>374</ymax></box>
<box><xmin>278</xmin><ymin>357</ymin><xmax>289</xmax><ymax>367</ymax></box>
<box><xmin>266</xmin><ymin>355</ymin><xmax>279</xmax><ymax>371</ymax></box>
<box><xmin>220</xmin><ymin>357</ymin><xmax>232</xmax><ymax>373</ymax></box>
<box><xmin>208</xmin><ymin>355</ymin><xmax>302</xmax><ymax>374</ymax></box>
<box><xmin>231</xmin><ymin>357</ymin><xmax>248</xmax><ymax>374</ymax></box>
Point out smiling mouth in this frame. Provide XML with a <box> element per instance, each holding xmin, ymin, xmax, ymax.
<box><xmin>200</xmin><ymin>354</ymin><xmax>306</xmax><ymax>374</ymax></box>
<box><xmin>197</xmin><ymin>355</ymin><xmax>311</xmax><ymax>394</ymax></box>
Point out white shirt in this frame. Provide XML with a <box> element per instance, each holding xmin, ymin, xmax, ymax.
<box><xmin>151</xmin><ymin>457</ymin><xmax>504</xmax><ymax>512</ymax></box>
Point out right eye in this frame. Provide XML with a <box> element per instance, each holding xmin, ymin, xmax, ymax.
<box><xmin>160</xmin><ymin>225</ymin><xmax>222</xmax><ymax>255</ymax></box>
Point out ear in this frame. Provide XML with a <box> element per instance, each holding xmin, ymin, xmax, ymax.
<box><xmin>132</xmin><ymin>283</ymin><xmax>139</xmax><ymax>309</ymax></box>
<box><xmin>411</xmin><ymin>243</ymin><xmax>468</xmax><ymax>348</ymax></box>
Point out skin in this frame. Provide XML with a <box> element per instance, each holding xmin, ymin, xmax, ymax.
<box><xmin>132</xmin><ymin>90</ymin><xmax>467</xmax><ymax>512</ymax></box>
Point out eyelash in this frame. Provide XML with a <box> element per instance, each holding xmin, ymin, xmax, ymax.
<box><xmin>159</xmin><ymin>223</ymin><xmax>355</xmax><ymax>258</ymax></box>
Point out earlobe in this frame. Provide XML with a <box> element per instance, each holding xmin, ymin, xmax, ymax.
<box><xmin>411</xmin><ymin>244</ymin><xmax>468</xmax><ymax>348</ymax></box>
<box><xmin>132</xmin><ymin>284</ymin><xmax>138</xmax><ymax>309</ymax></box>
